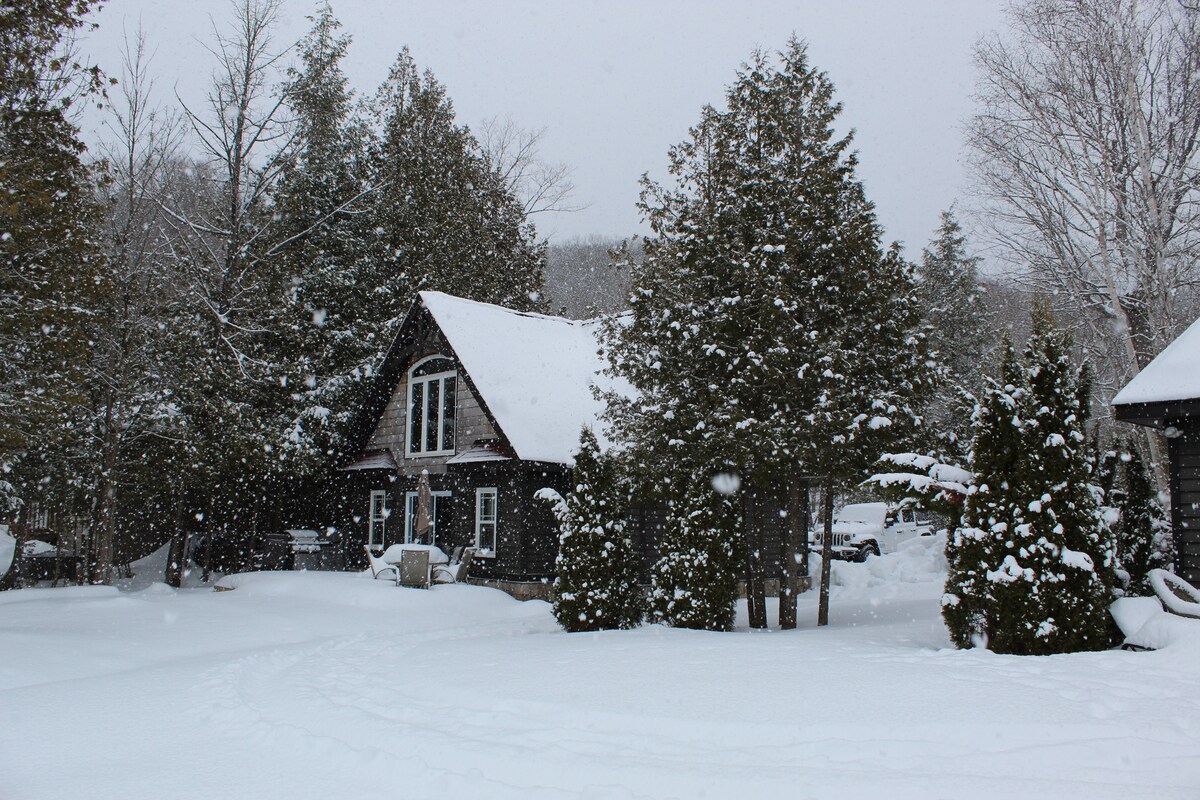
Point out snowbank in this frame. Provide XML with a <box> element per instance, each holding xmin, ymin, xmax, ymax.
<box><xmin>0</xmin><ymin>526</ymin><xmax>13</xmax><ymax>579</ymax></box>
<box><xmin>824</xmin><ymin>531</ymin><xmax>948</xmax><ymax>595</ymax></box>
<box><xmin>3</xmin><ymin>551</ymin><xmax>1199</xmax><ymax>799</ymax></box>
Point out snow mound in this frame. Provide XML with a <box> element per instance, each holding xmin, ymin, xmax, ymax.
<box><xmin>827</xmin><ymin>533</ymin><xmax>947</xmax><ymax>597</ymax></box>
<box><xmin>0</xmin><ymin>526</ymin><xmax>14</xmax><ymax>580</ymax></box>
<box><xmin>1111</xmin><ymin>592</ymin><xmax>1200</xmax><ymax>652</ymax></box>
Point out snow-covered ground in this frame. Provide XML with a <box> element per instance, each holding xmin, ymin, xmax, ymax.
<box><xmin>1</xmin><ymin>537</ymin><xmax>1197</xmax><ymax>799</ymax></box>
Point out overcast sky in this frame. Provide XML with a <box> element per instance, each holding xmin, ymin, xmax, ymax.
<box><xmin>81</xmin><ymin>0</ymin><xmax>1007</xmax><ymax>255</ymax></box>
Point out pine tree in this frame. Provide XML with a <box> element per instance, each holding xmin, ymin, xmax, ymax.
<box><xmin>0</xmin><ymin>0</ymin><xmax>110</xmax><ymax>561</ymax></box>
<box><xmin>649</xmin><ymin>480</ymin><xmax>742</xmax><ymax>631</ymax></box>
<box><xmin>362</xmin><ymin>48</ymin><xmax>545</xmax><ymax>326</ymax></box>
<box><xmin>945</xmin><ymin>305</ymin><xmax>1116</xmax><ymax>654</ymax></box>
<box><xmin>916</xmin><ymin>209</ymin><xmax>992</xmax><ymax>460</ymax></box>
<box><xmin>539</xmin><ymin>429</ymin><xmax>644</xmax><ymax>632</ymax></box>
<box><xmin>605</xmin><ymin>39</ymin><xmax>933</xmax><ymax>625</ymax></box>
<box><xmin>1110</xmin><ymin>442</ymin><xmax>1172</xmax><ymax>595</ymax></box>
<box><xmin>943</xmin><ymin>341</ymin><xmax>1025</xmax><ymax>648</ymax></box>
<box><xmin>267</xmin><ymin>3</ymin><xmax>375</xmax><ymax>517</ymax></box>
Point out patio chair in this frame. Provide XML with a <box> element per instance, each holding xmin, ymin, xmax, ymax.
<box><xmin>399</xmin><ymin>548</ymin><xmax>431</xmax><ymax>589</ymax></box>
<box><xmin>432</xmin><ymin>547</ymin><xmax>477</xmax><ymax>584</ymax></box>
<box><xmin>364</xmin><ymin>546</ymin><xmax>399</xmax><ymax>585</ymax></box>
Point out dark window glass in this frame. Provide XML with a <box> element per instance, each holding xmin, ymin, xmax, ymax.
<box><xmin>409</xmin><ymin>381</ymin><xmax>424</xmax><ymax>454</ymax></box>
<box><xmin>426</xmin><ymin>379</ymin><xmax>441</xmax><ymax>452</ymax></box>
<box><xmin>442</xmin><ymin>375</ymin><xmax>456</xmax><ymax>451</ymax></box>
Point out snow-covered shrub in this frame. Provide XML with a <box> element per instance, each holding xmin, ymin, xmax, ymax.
<box><xmin>944</xmin><ymin>305</ymin><xmax>1117</xmax><ymax>655</ymax></box>
<box><xmin>649</xmin><ymin>482</ymin><xmax>741</xmax><ymax>631</ymax></box>
<box><xmin>537</xmin><ymin>429</ymin><xmax>644</xmax><ymax>633</ymax></box>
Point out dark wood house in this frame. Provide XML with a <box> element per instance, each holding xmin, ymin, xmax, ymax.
<box><xmin>340</xmin><ymin>291</ymin><xmax>618</xmax><ymax>597</ymax></box>
<box><xmin>1113</xmin><ymin>315</ymin><xmax>1200</xmax><ymax>585</ymax></box>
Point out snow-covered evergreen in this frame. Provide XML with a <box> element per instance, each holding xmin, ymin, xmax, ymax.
<box><xmin>361</xmin><ymin>48</ymin><xmax>546</xmax><ymax>323</ymax></box>
<box><xmin>916</xmin><ymin>210</ymin><xmax>992</xmax><ymax>461</ymax></box>
<box><xmin>649</xmin><ymin>481</ymin><xmax>742</xmax><ymax>631</ymax></box>
<box><xmin>605</xmin><ymin>38</ymin><xmax>932</xmax><ymax>495</ymax></box>
<box><xmin>538</xmin><ymin>429</ymin><xmax>644</xmax><ymax>632</ymax></box>
<box><xmin>944</xmin><ymin>305</ymin><xmax>1117</xmax><ymax>654</ymax></box>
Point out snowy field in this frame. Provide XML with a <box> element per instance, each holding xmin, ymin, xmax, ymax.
<box><xmin>2</xmin><ymin>537</ymin><xmax>1198</xmax><ymax>799</ymax></box>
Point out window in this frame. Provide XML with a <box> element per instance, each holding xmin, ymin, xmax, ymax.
<box><xmin>368</xmin><ymin>490</ymin><xmax>388</xmax><ymax>550</ymax></box>
<box><xmin>407</xmin><ymin>356</ymin><xmax>456</xmax><ymax>456</ymax></box>
<box><xmin>404</xmin><ymin>490</ymin><xmax>451</xmax><ymax>545</ymax></box>
<box><xmin>475</xmin><ymin>487</ymin><xmax>498</xmax><ymax>556</ymax></box>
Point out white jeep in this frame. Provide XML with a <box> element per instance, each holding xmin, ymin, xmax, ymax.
<box><xmin>810</xmin><ymin>502</ymin><xmax>933</xmax><ymax>562</ymax></box>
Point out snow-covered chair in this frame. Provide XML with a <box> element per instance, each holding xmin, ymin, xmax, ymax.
<box><xmin>1110</xmin><ymin>570</ymin><xmax>1200</xmax><ymax>651</ymax></box>
<box><xmin>433</xmin><ymin>547</ymin><xmax>476</xmax><ymax>584</ymax></box>
<box><xmin>1149</xmin><ymin>569</ymin><xmax>1200</xmax><ymax>619</ymax></box>
<box><xmin>364</xmin><ymin>546</ymin><xmax>399</xmax><ymax>585</ymax></box>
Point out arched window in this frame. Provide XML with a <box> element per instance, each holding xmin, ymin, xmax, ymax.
<box><xmin>407</xmin><ymin>356</ymin><xmax>456</xmax><ymax>456</ymax></box>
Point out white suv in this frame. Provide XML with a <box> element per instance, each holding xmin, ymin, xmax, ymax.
<box><xmin>810</xmin><ymin>502</ymin><xmax>933</xmax><ymax>562</ymax></box>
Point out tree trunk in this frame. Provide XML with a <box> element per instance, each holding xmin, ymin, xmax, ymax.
<box><xmin>779</xmin><ymin>478</ymin><xmax>806</xmax><ymax>630</ymax></box>
<box><xmin>90</xmin><ymin>397</ymin><xmax>120</xmax><ymax>585</ymax></box>
<box><xmin>817</xmin><ymin>482</ymin><xmax>834</xmax><ymax>627</ymax></box>
<box><xmin>164</xmin><ymin>493</ymin><xmax>188</xmax><ymax>588</ymax></box>
<box><xmin>743</xmin><ymin>490</ymin><xmax>768</xmax><ymax>629</ymax></box>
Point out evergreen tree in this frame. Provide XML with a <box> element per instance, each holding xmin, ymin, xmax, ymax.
<box><xmin>0</xmin><ymin>0</ymin><xmax>109</xmax><ymax>547</ymax></box>
<box><xmin>539</xmin><ymin>429</ymin><xmax>644</xmax><ymax>632</ymax></box>
<box><xmin>916</xmin><ymin>209</ymin><xmax>992</xmax><ymax>460</ymax></box>
<box><xmin>1109</xmin><ymin>442</ymin><xmax>1172</xmax><ymax>595</ymax></box>
<box><xmin>649</xmin><ymin>479</ymin><xmax>742</xmax><ymax>631</ymax></box>
<box><xmin>945</xmin><ymin>305</ymin><xmax>1116</xmax><ymax>654</ymax></box>
<box><xmin>605</xmin><ymin>39</ymin><xmax>933</xmax><ymax>624</ymax></box>
<box><xmin>268</xmin><ymin>3</ymin><xmax>375</xmax><ymax>516</ymax></box>
<box><xmin>362</xmin><ymin>48</ymin><xmax>545</xmax><ymax>326</ymax></box>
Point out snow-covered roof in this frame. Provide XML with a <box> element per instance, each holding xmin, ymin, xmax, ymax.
<box><xmin>419</xmin><ymin>291</ymin><xmax>620</xmax><ymax>465</ymax></box>
<box><xmin>1113</xmin><ymin>314</ymin><xmax>1200</xmax><ymax>406</ymax></box>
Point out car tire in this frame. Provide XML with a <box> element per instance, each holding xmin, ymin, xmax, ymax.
<box><xmin>856</xmin><ymin>543</ymin><xmax>878</xmax><ymax>562</ymax></box>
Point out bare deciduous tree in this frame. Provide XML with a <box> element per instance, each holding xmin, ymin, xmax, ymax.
<box><xmin>968</xmin><ymin>0</ymin><xmax>1200</xmax><ymax>479</ymax></box>
<box><xmin>166</xmin><ymin>0</ymin><xmax>296</xmax><ymax>374</ymax></box>
<box><xmin>478</xmin><ymin>115</ymin><xmax>581</xmax><ymax>216</ymax></box>
<box><xmin>93</xmin><ymin>26</ymin><xmax>186</xmax><ymax>583</ymax></box>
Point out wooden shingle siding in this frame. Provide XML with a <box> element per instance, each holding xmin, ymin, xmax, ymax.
<box><xmin>366</xmin><ymin>340</ymin><xmax>497</xmax><ymax>477</ymax></box>
<box><xmin>1168</xmin><ymin>422</ymin><xmax>1200</xmax><ymax>584</ymax></box>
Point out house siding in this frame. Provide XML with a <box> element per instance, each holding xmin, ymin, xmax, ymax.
<box><xmin>1168</xmin><ymin>421</ymin><xmax>1200</xmax><ymax>584</ymax></box>
<box><xmin>366</xmin><ymin>347</ymin><xmax>498</xmax><ymax>476</ymax></box>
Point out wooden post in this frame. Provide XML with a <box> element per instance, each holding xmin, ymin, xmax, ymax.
<box><xmin>779</xmin><ymin>478</ymin><xmax>803</xmax><ymax>630</ymax></box>
<box><xmin>818</xmin><ymin>481</ymin><xmax>835</xmax><ymax>627</ymax></box>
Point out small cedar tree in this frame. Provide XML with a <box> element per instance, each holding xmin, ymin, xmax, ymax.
<box><xmin>541</xmin><ymin>429</ymin><xmax>644</xmax><ymax>632</ymax></box>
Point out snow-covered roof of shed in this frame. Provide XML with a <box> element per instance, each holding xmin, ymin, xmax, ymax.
<box><xmin>1112</xmin><ymin>314</ymin><xmax>1200</xmax><ymax>406</ymax></box>
<box><xmin>419</xmin><ymin>291</ymin><xmax>617</xmax><ymax>465</ymax></box>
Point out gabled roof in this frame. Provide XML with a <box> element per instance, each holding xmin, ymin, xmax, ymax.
<box><xmin>419</xmin><ymin>291</ymin><xmax>617</xmax><ymax>465</ymax></box>
<box><xmin>1113</xmin><ymin>315</ymin><xmax>1200</xmax><ymax>406</ymax></box>
<box><xmin>349</xmin><ymin>291</ymin><xmax>622</xmax><ymax>467</ymax></box>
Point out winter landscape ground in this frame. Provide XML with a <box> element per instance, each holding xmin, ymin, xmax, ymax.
<box><xmin>2</xmin><ymin>537</ymin><xmax>1197</xmax><ymax>800</ymax></box>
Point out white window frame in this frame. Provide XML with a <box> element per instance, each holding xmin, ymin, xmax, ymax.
<box><xmin>367</xmin><ymin>490</ymin><xmax>388</xmax><ymax>551</ymax></box>
<box><xmin>404</xmin><ymin>490</ymin><xmax>451</xmax><ymax>545</ymax></box>
<box><xmin>475</xmin><ymin>487</ymin><xmax>498</xmax><ymax>557</ymax></box>
<box><xmin>406</xmin><ymin>355</ymin><xmax>457</xmax><ymax>458</ymax></box>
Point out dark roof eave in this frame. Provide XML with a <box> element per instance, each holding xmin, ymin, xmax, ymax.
<box><xmin>1113</xmin><ymin>398</ymin><xmax>1200</xmax><ymax>428</ymax></box>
